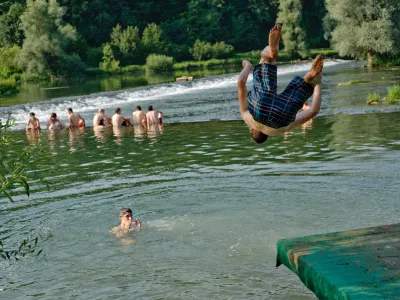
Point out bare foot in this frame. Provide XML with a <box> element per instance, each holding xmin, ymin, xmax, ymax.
<box><xmin>268</xmin><ymin>24</ymin><xmax>282</xmax><ymax>58</ymax></box>
<box><xmin>304</xmin><ymin>55</ymin><xmax>324</xmax><ymax>84</ymax></box>
<box><xmin>242</xmin><ymin>59</ymin><xmax>253</xmax><ymax>69</ymax></box>
<box><xmin>260</xmin><ymin>24</ymin><xmax>282</xmax><ymax>63</ymax></box>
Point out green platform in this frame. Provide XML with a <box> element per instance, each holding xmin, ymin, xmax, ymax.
<box><xmin>276</xmin><ymin>224</ymin><xmax>400</xmax><ymax>299</ymax></box>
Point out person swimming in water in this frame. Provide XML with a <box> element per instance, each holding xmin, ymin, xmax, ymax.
<box><xmin>26</xmin><ymin>112</ymin><xmax>41</xmax><ymax>131</ymax></box>
<box><xmin>111</xmin><ymin>208</ymin><xmax>141</xmax><ymax>237</ymax></box>
<box><xmin>237</xmin><ymin>24</ymin><xmax>323</xmax><ymax>143</ymax></box>
<box><xmin>47</xmin><ymin>112</ymin><xmax>67</xmax><ymax>130</ymax></box>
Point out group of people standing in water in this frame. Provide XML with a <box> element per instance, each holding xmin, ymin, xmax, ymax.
<box><xmin>25</xmin><ymin>105</ymin><xmax>163</xmax><ymax>131</ymax></box>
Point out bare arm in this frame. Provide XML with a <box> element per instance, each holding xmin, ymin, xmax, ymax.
<box><xmin>237</xmin><ymin>62</ymin><xmax>253</xmax><ymax>114</ymax></box>
<box><xmin>286</xmin><ymin>84</ymin><xmax>321</xmax><ymax>131</ymax></box>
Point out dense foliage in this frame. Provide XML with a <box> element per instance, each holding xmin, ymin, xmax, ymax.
<box><xmin>325</xmin><ymin>0</ymin><xmax>400</xmax><ymax>65</ymax></box>
<box><xmin>0</xmin><ymin>0</ymin><xmax>398</xmax><ymax>79</ymax></box>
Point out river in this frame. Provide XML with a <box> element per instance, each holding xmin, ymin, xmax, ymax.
<box><xmin>0</xmin><ymin>61</ymin><xmax>399</xmax><ymax>299</ymax></box>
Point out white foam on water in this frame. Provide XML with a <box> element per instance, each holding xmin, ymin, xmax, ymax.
<box><xmin>0</xmin><ymin>59</ymin><xmax>350</xmax><ymax>130</ymax></box>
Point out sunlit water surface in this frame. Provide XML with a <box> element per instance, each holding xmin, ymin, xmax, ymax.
<box><xmin>1</xmin><ymin>61</ymin><xmax>400</xmax><ymax>299</ymax></box>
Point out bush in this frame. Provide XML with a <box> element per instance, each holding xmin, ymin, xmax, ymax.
<box><xmin>99</xmin><ymin>44</ymin><xmax>120</xmax><ymax>71</ymax></box>
<box><xmin>372</xmin><ymin>54</ymin><xmax>400</xmax><ymax>67</ymax></box>
<box><xmin>146</xmin><ymin>54</ymin><xmax>174</xmax><ymax>72</ymax></box>
<box><xmin>120</xmin><ymin>65</ymin><xmax>146</xmax><ymax>73</ymax></box>
<box><xmin>0</xmin><ymin>77</ymin><xmax>18</xmax><ymax>95</ymax></box>
<box><xmin>366</xmin><ymin>92</ymin><xmax>381</xmax><ymax>104</ymax></box>
<box><xmin>212</xmin><ymin>41</ymin><xmax>235</xmax><ymax>59</ymax></box>
<box><xmin>0</xmin><ymin>45</ymin><xmax>22</xmax><ymax>78</ymax></box>
<box><xmin>190</xmin><ymin>40</ymin><xmax>235</xmax><ymax>61</ymax></box>
<box><xmin>386</xmin><ymin>85</ymin><xmax>400</xmax><ymax>104</ymax></box>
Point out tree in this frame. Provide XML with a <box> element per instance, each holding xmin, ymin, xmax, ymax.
<box><xmin>99</xmin><ymin>43</ymin><xmax>120</xmax><ymax>71</ymax></box>
<box><xmin>111</xmin><ymin>24</ymin><xmax>141</xmax><ymax>65</ymax></box>
<box><xmin>142</xmin><ymin>23</ymin><xmax>168</xmax><ymax>54</ymax></box>
<box><xmin>277</xmin><ymin>0</ymin><xmax>309</xmax><ymax>58</ymax></box>
<box><xmin>0</xmin><ymin>2</ymin><xmax>25</xmax><ymax>47</ymax></box>
<box><xmin>325</xmin><ymin>0</ymin><xmax>400</xmax><ymax>66</ymax></box>
<box><xmin>17</xmin><ymin>0</ymin><xmax>85</xmax><ymax>80</ymax></box>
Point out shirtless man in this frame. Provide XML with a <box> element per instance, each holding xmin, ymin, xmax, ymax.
<box><xmin>67</xmin><ymin>108</ymin><xmax>85</xmax><ymax>128</ymax></box>
<box><xmin>238</xmin><ymin>24</ymin><xmax>323</xmax><ymax>143</ymax></box>
<box><xmin>112</xmin><ymin>107</ymin><xmax>131</xmax><ymax>127</ymax></box>
<box><xmin>132</xmin><ymin>106</ymin><xmax>146</xmax><ymax>125</ymax></box>
<box><xmin>47</xmin><ymin>113</ymin><xmax>66</xmax><ymax>130</ymax></box>
<box><xmin>146</xmin><ymin>105</ymin><xmax>161</xmax><ymax>127</ymax></box>
<box><xmin>26</xmin><ymin>112</ymin><xmax>40</xmax><ymax>130</ymax></box>
<box><xmin>111</xmin><ymin>208</ymin><xmax>141</xmax><ymax>237</ymax></box>
<box><xmin>93</xmin><ymin>109</ymin><xmax>111</xmax><ymax>127</ymax></box>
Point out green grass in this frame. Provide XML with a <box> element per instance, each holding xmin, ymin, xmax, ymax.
<box><xmin>386</xmin><ymin>85</ymin><xmax>400</xmax><ymax>104</ymax></box>
<box><xmin>0</xmin><ymin>77</ymin><xmax>19</xmax><ymax>96</ymax></box>
<box><xmin>366</xmin><ymin>92</ymin><xmax>381</xmax><ymax>104</ymax></box>
<box><xmin>86</xmin><ymin>65</ymin><xmax>145</xmax><ymax>76</ymax></box>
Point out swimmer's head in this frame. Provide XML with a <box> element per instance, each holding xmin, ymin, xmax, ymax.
<box><xmin>67</xmin><ymin>108</ymin><xmax>73</xmax><ymax>113</ymax></box>
<box><xmin>250</xmin><ymin>129</ymin><xmax>268</xmax><ymax>144</ymax></box>
<box><xmin>119</xmin><ymin>208</ymin><xmax>133</xmax><ymax>227</ymax></box>
<box><xmin>136</xmin><ymin>106</ymin><xmax>142</xmax><ymax>111</ymax></box>
<box><xmin>51</xmin><ymin>112</ymin><xmax>57</xmax><ymax>120</ymax></box>
<box><xmin>98</xmin><ymin>109</ymin><xmax>105</xmax><ymax>115</ymax></box>
<box><xmin>30</xmin><ymin>112</ymin><xmax>36</xmax><ymax>119</ymax></box>
<box><xmin>148</xmin><ymin>105</ymin><xmax>153</xmax><ymax>111</ymax></box>
<box><xmin>115</xmin><ymin>107</ymin><xmax>121</xmax><ymax>114</ymax></box>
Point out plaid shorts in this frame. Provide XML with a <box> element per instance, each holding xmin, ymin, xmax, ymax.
<box><xmin>247</xmin><ymin>63</ymin><xmax>314</xmax><ymax>129</ymax></box>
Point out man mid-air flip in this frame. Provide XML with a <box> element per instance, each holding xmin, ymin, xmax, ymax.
<box><xmin>237</xmin><ymin>24</ymin><xmax>324</xmax><ymax>143</ymax></box>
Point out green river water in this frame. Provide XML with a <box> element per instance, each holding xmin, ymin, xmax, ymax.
<box><xmin>0</xmin><ymin>61</ymin><xmax>399</xmax><ymax>299</ymax></box>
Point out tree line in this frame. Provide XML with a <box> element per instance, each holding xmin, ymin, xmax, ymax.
<box><xmin>0</xmin><ymin>0</ymin><xmax>399</xmax><ymax>81</ymax></box>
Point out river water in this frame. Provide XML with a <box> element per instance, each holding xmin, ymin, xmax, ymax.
<box><xmin>1</xmin><ymin>61</ymin><xmax>399</xmax><ymax>299</ymax></box>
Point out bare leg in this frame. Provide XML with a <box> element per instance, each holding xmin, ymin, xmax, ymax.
<box><xmin>304</xmin><ymin>55</ymin><xmax>324</xmax><ymax>84</ymax></box>
<box><xmin>237</xmin><ymin>60</ymin><xmax>253</xmax><ymax>114</ymax></box>
<box><xmin>260</xmin><ymin>24</ymin><xmax>282</xmax><ymax>64</ymax></box>
<box><xmin>286</xmin><ymin>84</ymin><xmax>322</xmax><ymax>131</ymax></box>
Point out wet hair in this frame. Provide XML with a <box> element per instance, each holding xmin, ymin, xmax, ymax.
<box><xmin>115</xmin><ymin>107</ymin><xmax>121</xmax><ymax>113</ymax></box>
<box><xmin>136</xmin><ymin>106</ymin><xmax>142</xmax><ymax>111</ymax></box>
<box><xmin>51</xmin><ymin>112</ymin><xmax>57</xmax><ymax>118</ymax></box>
<box><xmin>148</xmin><ymin>105</ymin><xmax>153</xmax><ymax>111</ymax></box>
<box><xmin>119</xmin><ymin>208</ymin><xmax>132</xmax><ymax>217</ymax></box>
<box><xmin>250</xmin><ymin>129</ymin><xmax>268</xmax><ymax>144</ymax></box>
<box><xmin>67</xmin><ymin>108</ymin><xmax>73</xmax><ymax>113</ymax></box>
<box><xmin>30</xmin><ymin>112</ymin><xmax>35</xmax><ymax>117</ymax></box>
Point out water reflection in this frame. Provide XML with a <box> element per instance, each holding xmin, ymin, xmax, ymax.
<box><xmin>26</xmin><ymin>129</ymin><xmax>41</xmax><ymax>144</ymax></box>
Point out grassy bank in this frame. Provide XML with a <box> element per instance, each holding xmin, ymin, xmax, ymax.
<box><xmin>0</xmin><ymin>77</ymin><xmax>19</xmax><ymax>96</ymax></box>
<box><xmin>86</xmin><ymin>48</ymin><xmax>340</xmax><ymax>76</ymax></box>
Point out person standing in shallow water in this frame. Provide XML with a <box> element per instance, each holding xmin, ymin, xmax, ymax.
<box><xmin>67</xmin><ymin>108</ymin><xmax>86</xmax><ymax>128</ymax></box>
<box><xmin>132</xmin><ymin>106</ymin><xmax>146</xmax><ymax>125</ymax></box>
<box><xmin>237</xmin><ymin>24</ymin><xmax>324</xmax><ymax>144</ymax></box>
<box><xmin>26</xmin><ymin>112</ymin><xmax>41</xmax><ymax>130</ymax></box>
<box><xmin>112</xmin><ymin>107</ymin><xmax>131</xmax><ymax>127</ymax></box>
<box><xmin>111</xmin><ymin>208</ymin><xmax>141</xmax><ymax>237</ymax></box>
<box><xmin>47</xmin><ymin>112</ymin><xmax>66</xmax><ymax>130</ymax></box>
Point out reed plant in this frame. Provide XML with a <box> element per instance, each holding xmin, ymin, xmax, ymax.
<box><xmin>386</xmin><ymin>85</ymin><xmax>400</xmax><ymax>104</ymax></box>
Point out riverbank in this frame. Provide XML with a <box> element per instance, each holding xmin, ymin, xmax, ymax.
<box><xmin>86</xmin><ymin>49</ymin><xmax>340</xmax><ymax>76</ymax></box>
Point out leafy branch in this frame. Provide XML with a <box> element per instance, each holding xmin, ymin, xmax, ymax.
<box><xmin>0</xmin><ymin>119</ymin><xmax>52</xmax><ymax>260</ymax></box>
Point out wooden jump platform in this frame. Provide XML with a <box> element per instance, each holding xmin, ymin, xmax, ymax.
<box><xmin>276</xmin><ymin>223</ymin><xmax>400</xmax><ymax>299</ymax></box>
